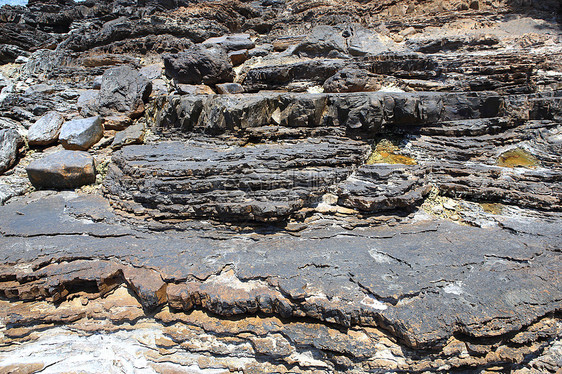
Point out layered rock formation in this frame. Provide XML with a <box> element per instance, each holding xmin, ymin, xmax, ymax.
<box><xmin>0</xmin><ymin>0</ymin><xmax>561</xmax><ymax>372</ymax></box>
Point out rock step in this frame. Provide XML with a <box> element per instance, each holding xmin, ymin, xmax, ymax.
<box><xmin>104</xmin><ymin>137</ymin><xmax>370</xmax><ymax>222</ymax></box>
<box><xmin>155</xmin><ymin>91</ymin><xmax>507</xmax><ymax>136</ymax></box>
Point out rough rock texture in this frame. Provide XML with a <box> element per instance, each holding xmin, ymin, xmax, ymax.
<box><xmin>98</xmin><ymin>65</ymin><xmax>152</xmax><ymax>119</ymax></box>
<box><xmin>163</xmin><ymin>45</ymin><xmax>235</xmax><ymax>85</ymax></box>
<box><xmin>105</xmin><ymin>137</ymin><xmax>369</xmax><ymax>222</ymax></box>
<box><xmin>27</xmin><ymin>111</ymin><xmax>64</xmax><ymax>146</ymax></box>
<box><xmin>26</xmin><ymin>150</ymin><xmax>96</xmax><ymax>189</ymax></box>
<box><xmin>0</xmin><ymin>0</ymin><xmax>561</xmax><ymax>372</ymax></box>
<box><xmin>0</xmin><ymin>127</ymin><xmax>23</xmax><ymax>174</ymax></box>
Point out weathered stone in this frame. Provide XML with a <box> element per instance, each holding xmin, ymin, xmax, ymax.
<box><xmin>0</xmin><ymin>128</ymin><xmax>23</xmax><ymax>175</ymax></box>
<box><xmin>323</xmin><ymin>68</ymin><xmax>382</xmax><ymax>93</ymax></box>
<box><xmin>215</xmin><ymin>83</ymin><xmax>244</xmax><ymax>94</ymax></box>
<box><xmin>98</xmin><ymin>66</ymin><xmax>152</xmax><ymax>119</ymax></box>
<box><xmin>26</xmin><ymin>150</ymin><xmax>95</xmax><ymax>189</ymax></box>
<box><xmin>76</xmin><ymin>89</ymin><xmax>99</xmax><ymax>115</ymax></box>
<box><xmin>228</xmin><ymin>49</ymin><xmax>248</xmax><ymax>66</ymax></box>
<box><xmin>111</xmin><ymin>122</ymin><xmax>145</xmax><ymax>150</ymax></box>
<box><xmin>163</xmin><ymin>45</ymin><xmax>234</xmax><ymax>85</ymax></box>
<box><xmin>27</xmin><ymin>111</ymin><xmax>65</xmax><ymax>146</ymax></box>
<box><xmin>104</xmin><ymin>137</ymin><xmax>370</xmax><ymax>222</ymax></box>
<box><xmin>202</xmin><ymin>33</ymin><xmax>254</xmax><ymax>51</ymax></box>
<box><xmin>59</xmin><ymin>116</ymin><xmax>104</xmax><ymax>151</ymax></box>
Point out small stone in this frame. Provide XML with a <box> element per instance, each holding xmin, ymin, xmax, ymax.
<box><xmin>228</xmin><ymin>49</ymin><xmax>248</xmax><ymax>66</ymax></box>
<box><xmin>202</xmin><ymin>33</ymin><xmax>255</xmax><ymax>52</ymax></box>
<box><xmin>216</xmin><ymin>83</ymin><xmax>244</xmax><ymax>94</ymax></box>
<box><xmin>175</xmin><ymin>84</ymin><xmax>215</xmax><ymax>95</ymax></box>
<box><xmin>26</xmin><ymin>150</ymin><xmax>96</xmax><ymax>189</ymax></box>
<box><xmin>451</xmin><ymin>214</ymin><xmax>460</xmax><ymax>221</ymax></box>
<box><xmin>59</xmin><ymin>116</ymin><xmax>104</xmax><ymax>151</ymax></box>
<box><xmin>432</xmin><ymin>205</ymin><xmax>444</xmax><ymax>214</ymax></box>
<box><xmin>28</xmin><ymin>111</ymin><xmax>65</xmax><ymax>146</ymax></box>
<box><xmin>443</xmin><ymin>201</ymin><xmax>458</xmax><ymax>210</ymax></box>
<box><xmin>103</xmin><ymin>115</ymin><xmax>132</xmax><ymax>131</ymax></box>
<box><xmin>112</xmin><ymin>123</ymin><xmax>146</xmax><ymax>150</ymax></box>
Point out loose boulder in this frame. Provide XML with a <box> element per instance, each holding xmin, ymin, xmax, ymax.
<box><xmin>59</xmin><ymin>116</ymin><xmax>104</xmax><ymax>151</ymax></box>
<box><xmin>111</xmin><ymin>122</ymin><xmax>146</xmax><ymax>150</ymax></box>
<box><xmin>26</xmin><ymin>150</ymin><xmax>96</xmax><ymax>189</ymax></box>
<box><xmin>163</xmin><ymin>45</ymin><xmax>235</xmax><ymax>85</ymax></box>
<box><xmin>0</xmin><ymin>128</ymin><xmax>23</xmax><ymax>175</ymax></box>
<box><xmin>27</xmin><ymin>111</ymin><xmax>65</xmax><ymax>146</ymax></box>
<box><xmin>98</xmin><ymin>66</ymin><xmax>152</xmax><ymax>119</ymax></box>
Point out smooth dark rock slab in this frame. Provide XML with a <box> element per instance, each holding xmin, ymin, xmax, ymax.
<box><xmin>26</xmin><ymin>150</ymin><xmax>96</xmax><ymax>189</ymax></box>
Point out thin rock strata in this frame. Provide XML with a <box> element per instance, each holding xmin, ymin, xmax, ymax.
<box><xmin>0</xmin><ymin>0</ymin><xmax>561</xmax><ymax>372</ymax></box>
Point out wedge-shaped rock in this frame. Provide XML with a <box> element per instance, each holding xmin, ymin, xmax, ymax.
<box><xmin>26</xmin><ymin>150</ymin><xmax>96</xmax><ymax>189</ymax></box>
<box><xmin>27</xmin><ymin>111</ymin><xmax>64</xmax><ymax>146</ymax></box>
<box><xmin>59</xmin><ymin>116</ymin><xmax>103</xmax><ymax>151</ymax></box>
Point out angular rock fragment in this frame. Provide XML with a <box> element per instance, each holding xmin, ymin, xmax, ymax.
<box><xmin>27</xmin><ymin>111</ymin><xmax>65</xmax><ymax>146</ymax></box>
<box><xmin>111</xmin><ymin>122</ymin><xmax>145</xmax><ymax>150</ymax></box>
<box><xmin>216</xmin><ymin>83</ymin><xmax>244</xmax><ymax>94</ymax></box>
<box><xmin>59</xmin><ymin>116</ymin><xmax>104</xmax><ymax>151</ymax></box>
<box><xmin>0</xmin><ymin>128</ymin><xmax>23</xmax><ymax>175</ymax></box>
<box><xmin>98</xmin><ymin>65</ymin><xmax>152</xmax><ymax>119</ymax></box>
<box><xmin>26</xmin><ymin>150</ymin><xmax>96</xmax><ymax>189</ymax></box>
<box><xmin>163</xmin><ymin>45</ymin><xmax>235</xmax><ymax>85</ymax></box>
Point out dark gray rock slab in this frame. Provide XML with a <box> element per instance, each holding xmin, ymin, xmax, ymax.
<box><xmin>111</xmin><ymin>122</ymin><xmax>145</xmax><ymax>150</ymax></box>
<box><xmin>323</xmin><ymin>68</ymin><xmax>381</xmax><ymax>93</ymax></box>
<box><xmin>163</xmin><ymin>45</ymin><xmax>234</xmax><ymax>85</ymax></box>
<box><xmin>26</xmin><ymin>150</ymin><xmax>96</xmax><ymax>189</ymax></box>
<box><xmin>0</xmin><ymin>128</ymin><xmax>23</xmax><ymax>175</ymax></box>
<box><xmin>59</xmin><ymin>116</ymin><xmax>104</xmax><ymax>151</ymax></box>
<box><xmin>27</xmin><ymin>111</ymin><xmax>65</xmax><ymax>146</ymax></box>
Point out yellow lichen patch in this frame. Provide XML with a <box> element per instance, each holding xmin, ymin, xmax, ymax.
<box><xmin>496</xmin><ymin>148</ymin><xmax>539</xmax><ymax>168</ymax></box>
<box><xmin>480</xmin><ymin>203</ymin><xmax>504</xmax><ymax>215</ymax></box>
<box><xmin>366</xmin><ymin>139</ymin><xmax>417</xmax><ymax>165</ymax></box>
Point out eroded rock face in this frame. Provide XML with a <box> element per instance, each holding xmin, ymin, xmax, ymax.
<box><xmin>0</xmin><ymin>0</ymin><xmax>561</xmax><ymax>371</ymax></box>
<box><xmin>104</xmin><ymin>137</ymin><xmax>370</xmax><ymax>222</ymax></box>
